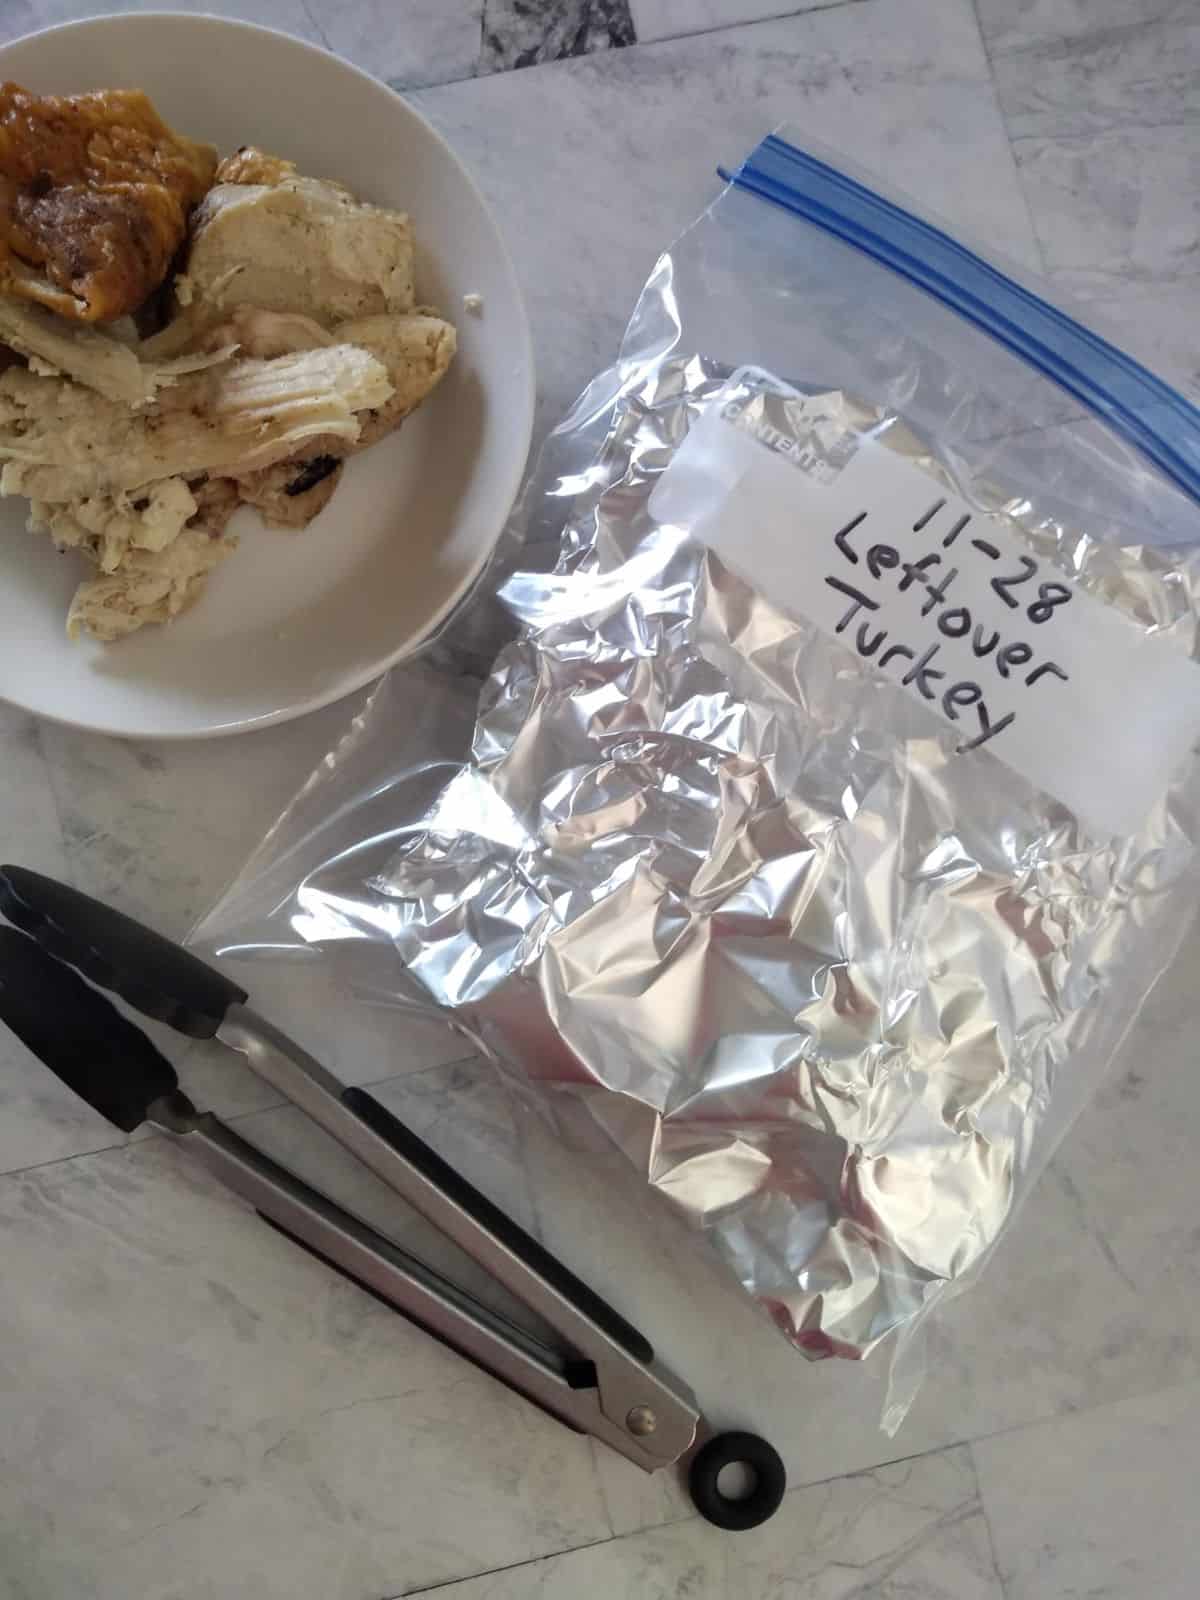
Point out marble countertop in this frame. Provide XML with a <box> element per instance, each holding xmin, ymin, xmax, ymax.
<box><xmin>2</xmin><ymin>3</ymin><xmax>1199</xmax><ymax>1596</ymax></box>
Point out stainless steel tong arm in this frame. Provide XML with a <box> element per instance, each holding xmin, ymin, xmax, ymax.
<box><xmin>212</xmin><ymin>1005</ymin><xmax>700</xmax><ymax>1471</ymax></box>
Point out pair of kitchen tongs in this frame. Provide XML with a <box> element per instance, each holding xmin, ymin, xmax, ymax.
<box><xmin>0</xmin><ymin>865</ymin><xmax>784</xmax><ymax>1530</ymax></box>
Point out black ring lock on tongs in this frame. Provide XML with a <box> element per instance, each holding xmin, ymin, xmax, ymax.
<box><xmin>0</xmin><ymin>865</ymin><xmax>786</xmax><ymax>1531</ymax></box>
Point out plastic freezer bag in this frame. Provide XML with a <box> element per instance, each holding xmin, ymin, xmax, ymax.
<box><xmin>196</xmin><ymin>132</ymin><xmax>1200</xmax><ymax>1428</ymax></box>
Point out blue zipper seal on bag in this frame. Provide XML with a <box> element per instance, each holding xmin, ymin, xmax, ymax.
<box><xmin>721</xmin><ymin>134</ymin><xmax>1200</xmax><ymax>508</ymax></box>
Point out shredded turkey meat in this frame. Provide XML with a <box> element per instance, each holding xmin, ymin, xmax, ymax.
<box><xmin>0</xmin><ymin>116</ymin><xmax>458</xmax><ymax>640</ymax></box>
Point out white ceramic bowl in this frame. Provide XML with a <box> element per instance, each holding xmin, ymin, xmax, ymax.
<box><xmin>0</xmin><ymin>13</ymin><xmax>534</xmax><ymax>738</ymax></box>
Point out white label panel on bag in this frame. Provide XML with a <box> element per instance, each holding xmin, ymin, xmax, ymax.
<box><xmin>649</xmin><ymin>373</ymin><xmax>1200</xmax><ymax>837</ymax></box>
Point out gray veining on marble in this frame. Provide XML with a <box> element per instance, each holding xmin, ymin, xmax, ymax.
<box><xmin>0</xmin><ymin>0</ymin><xmax>639</xmax><ymax>94</ymax></box>
<box><xmin>303</xmin><ymin>0</ymin><xmax>642</xmax><ymax>92</ymax></box>
<box><xmin>997</xmin><ymin>7</ymin><xmax>1200</xmax><ymax>298</ymax></box>
<box><xmin>977</xmin><ymin>0</ymin><xmax>1200</xmax><ymax>490</ymax></box>
<box><xmin>1014</xmin><ymin>125</ymin><xmax>1200</xmax><ymax>291</ymax></box>
<box><xmin>0</xmin><ymin>1066</ymin><xmax>610</xmax><ymax>1600</ymax></box>
<box><xmin>0</xmin><ymin>706</ymin><xmax>64</xmax><ymax>886</ymax></box>
<box><xmin>974</xmin><ymin>1382</ymin><xmax>1200</xmax><ymax>1599</ymax></box>
<box><xmin>0</xmin><ymin>707</ymin><xmax>102</xmax><ymax>1174</ymax></box>
<box><xmin>306</xmin><ymin>0</ymin><xmax>485</xmax><ymax>92</ymax></box>
<box><xmin>413</xmin><ymin>0</ymin><xmax>1037</xmax><ymax>442</ymax></box>
<box><xmin>1</xmin><ymin>0</ymin><xmax>1200</xmax><ymax>1595</ymax></box>
<box><xmin>37</xmin><ymin>695</ymin><xmax>369</xmax><ymax>941</ymax></box>
<box><xmin>1060</xmin><ymin>275</ymin><xmax>1200</xmax><ymax>402</ymax></box>
<box><xmin>0</xmin><ymin>1025</ymin><xmax>122</xmax><ymax>1177</ymax></box>
<box><xmin>992</xmin><ymin>13</ymin><xmax>1200</xmax><ymax>142</ymax></box>
<box><xmin>482</xmin><ymin>0</ymin><xmax>635</xmax><ymax>73</ymax></box>
<box><xmin>630</xmin><ymin>0</ymin><xmax>847</xmax><ymax>45</ymax></box>
<box><xmin>974</xmin><ymin>0</ymin><xmax>1198</xmax><ymax>56</ymax></box>
<box><xmin>411</xmin><ymin>1447</ymin><xmax>1004</xmax><ymax>1597</ymax></box>
<box><xmin>992</xmin><ymin>4</ymin><xmax>1200</xmax><ymax>394</ymax></box>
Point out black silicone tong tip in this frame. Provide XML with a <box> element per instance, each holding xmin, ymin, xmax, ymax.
<box><xmin>0</xmin><ymin>866</ymin><xmax>246</xmax><ymax>1039</ymax></box>
<box><xmin>0</xmin><ymin>926</ymin><xmax>179</xmax><ymax>1132</ymax></box>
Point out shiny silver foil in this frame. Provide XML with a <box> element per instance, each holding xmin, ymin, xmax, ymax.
<box><xmin>367</xmin><ymin>356</ymin><xmax>1200</xmax><ymax>1364</ymax></box>
<box><xmin>199</xmin><ymin>168</ymin><xmax>1200</xmax><ymax>1384</ymax></box>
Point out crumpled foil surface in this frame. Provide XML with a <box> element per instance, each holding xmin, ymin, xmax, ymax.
<box><xmin>371</xmin><ymin>355</ymin><xmax>1200</xmax><ymax>1362</ymax></box>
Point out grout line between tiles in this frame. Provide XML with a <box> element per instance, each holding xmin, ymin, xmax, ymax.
<box><xmin>1009</xmin><ymin>115</ymin><xmax>1200</xmax><ymax>150</ymax></box>
<box><xmin>296</xmin><ymin>0</ymin><xmax>333</xmax><ymax>52</ymax></box>
<box><xmin>968</xmin><ymin>1438</ymin><xmax>1012</xmax><ymax>1599</ymax></box>
<box><xmin>210</xmin><ymin>1046</ymin><xmax>494</xmax><ymax>1147</ymax></box>
<box><xmin>404</xmin><ymin>0</ymin><xmax>878</xmax><ymax>95</ymax></box>
<box><xmin>0</xmin><ymin>1048</ymin><xmax>487</xmax><ymax>1184</ymax></box>
<box><xmin>388</xmin><ymin>1430</ymin><xmax>1022</xmax><ymax>1595</ymax></box>
<box><xmin>969</xmin><ymin>0</ymin><xmax>993</xmax><ymax>66</ymax></box>
<box><xmin>549</xmin><ymin>1378</ymin><xmax>1200</xmax><ymax>1555</ymax></box>
<box><xmin>0</xmin><ymin>1135</ymin><xmax>129</xmax><ymax>1182</ymax></box>
<box><xmin>967</xmin><ymin>0</ymin><xmax>1052</xmax><ymax>280</ymax></box>
<box><xmin>26</xmin><ymin>716</ymin><xmax>77</xmax><ymax>893</ymax></box>
<box><xmin>389</xmin><ymin>1528</ymin><xmax>626</xmax><ymax>1598</ymax></box>
<box><xmin>226</xmin><ymin>1046</ymin><xmax>491</xmax><ymax>1118</ymax></box>
<box><xmin>630</xmin><ymin>0</ymin><xmax>876</xmax><ymax>54</ymax></box>
<box><xmin>504</xmin><ymin>1110</ymin><xmax>623</xmax><ymax>1538</ymax></box>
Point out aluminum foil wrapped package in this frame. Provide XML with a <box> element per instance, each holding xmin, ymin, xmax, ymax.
<box><xmin>197</xmin><ymin>133</ymin><xmax>1200</xmax><ymax>1418</ymax></box>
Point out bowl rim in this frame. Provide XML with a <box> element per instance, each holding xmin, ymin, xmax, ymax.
<box><xmin>0</xmin><ymin>10</ymin><xmax>536</xmax><ymax>739</ymax></box>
